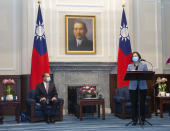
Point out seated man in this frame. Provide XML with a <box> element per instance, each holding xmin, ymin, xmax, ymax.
<box><xmin>35</xmin><ymin>73</ymin><xmax>58</xmax><ymax>123</ymax></box>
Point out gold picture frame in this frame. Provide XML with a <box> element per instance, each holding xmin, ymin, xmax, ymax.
<box><xmin>65</xmin><ymin>15</ymin><xmax>96</xmax><ymax>54</ymax></box>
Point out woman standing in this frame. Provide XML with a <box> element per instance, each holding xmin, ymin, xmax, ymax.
<box><xmin>127</xmin><ymin>51</ymin><xmax>148</xmax><ymax>125</ymax></box>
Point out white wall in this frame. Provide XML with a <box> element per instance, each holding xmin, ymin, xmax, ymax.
<box><xmin>162</xmin><ymin>0</ymin><xmax>170</xmax><ymax>74</ymax></box>
<box><xmin>0</xmin><ymin>0</ymin><xmax>169</xmax><ymax>75</ymax></box>
<box><xmin>132</xmin><ymin>0</ymin><xmax>163</xmax><ymax>73</ymax></box>
<box><xmin>0</xmin><ymin>0</ymin><xmax>22</xmax><ymax>75</ymax></box>
<box><xmin>22</xmin><ymin>0</ymin><xmax>131</xmax><ymax>74</ymax></box>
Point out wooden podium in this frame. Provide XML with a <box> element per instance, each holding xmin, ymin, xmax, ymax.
<box><xmin>124</xmin><ymin>71</ymin><xmax>155</xmax><ymax>81</ymax></box>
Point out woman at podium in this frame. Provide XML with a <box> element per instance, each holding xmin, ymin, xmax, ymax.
<box><xmin>127</xmin><ymin>51</ymin><xmax>148</xmax><ymax>125</ymax></box>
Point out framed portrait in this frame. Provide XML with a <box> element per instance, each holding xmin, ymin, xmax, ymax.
<box><xmin>65</xmin><ymin>15</ymin><xmax>96</xmax><ymax>54</ymax></box>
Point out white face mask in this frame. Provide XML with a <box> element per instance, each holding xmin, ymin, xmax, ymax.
<box><xmin>46</xmin><ymin>77</ymin><xmax>51</xmax><ymax>82</ymax></box>
<box><xmin>132</xmin><ymin>56</ymin><xmax>139</xmax><ymax>62</ymax></box>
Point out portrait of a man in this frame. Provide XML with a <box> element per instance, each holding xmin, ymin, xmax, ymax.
<box><xmin>65</xmin><ymin>15</ymin><xmax>96</xmax><ymax>54</ymax></box>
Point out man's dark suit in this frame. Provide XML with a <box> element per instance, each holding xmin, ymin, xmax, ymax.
<box><xmin>35</xmin><ymin>82</ymin><xmax>58</xmax><ymax>118</ymax></box>
<box><xmin>69</xmin><ymin>37</ymin><xmax>93</xmax><ymax>51</ymax></box>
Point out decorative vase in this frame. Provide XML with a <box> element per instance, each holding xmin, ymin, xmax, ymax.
<box><xmin>166</xmin><ymin>93</ymin><xmax>170</xmax><ymax>97</ymax></box>
<box><xmin>6</xmin><ymin>94</ymin><xmax>13</xmax><ymax>101</ymax></box>
<box><xmin>160</xmin><ymin>92</ymin><xmax>166</xmax><ymax>97</ymax></box>
<box><xmin>86</xmin><ymin>94</ymin><xmax>92</xmax><ymax>98</ymax></box>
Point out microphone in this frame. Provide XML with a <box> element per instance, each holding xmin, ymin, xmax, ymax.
<box><xmin>140</xmin><ymin>59</ymin><xmax>146</xmax><ymax>61</ymax></box>
<box><xmin>140</xmin><ymin>58</ymin><xmax>154</xmax><ymax>71</ymax></box>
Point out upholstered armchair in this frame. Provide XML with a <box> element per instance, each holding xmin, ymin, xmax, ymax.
<box><xmin>26</xmin><ymin>89</ymin><xmax>64</xmax><ymax>122</ymax></box>
<box><xmin>114</xmin><ymin>86</ymin><xmax>151</xmax><ymax>118</ymax></box>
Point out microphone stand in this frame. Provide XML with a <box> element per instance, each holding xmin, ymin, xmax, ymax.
<box><xmin>140</xmin><ymin>59</ymin><xmax>154</xmax><ymax>71</ymax></box>
<box><xmin>140</xmin><ymin>59</ymin><xmax>153</xmax><ymax>126</ymax></box>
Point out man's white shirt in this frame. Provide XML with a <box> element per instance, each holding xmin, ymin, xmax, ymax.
<box><xmin>76</xmin><ymin>39</ymin><xmax>82</xmax><ymax>47</ymax></box>
<box><xmin>43</xmin><ymin>82</ymin><xmax>49</xmax><ymax>90</ymax></box>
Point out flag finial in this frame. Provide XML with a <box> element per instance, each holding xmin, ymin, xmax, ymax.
<box><xmin>122</xmin><ymin>0</ymin><xmax>126</xmax><ymax>7</ymax></box>
<box><xmin>38</xmin><ymin>0</ymin><xmax>41</xmax><ymax>4</ymax></box>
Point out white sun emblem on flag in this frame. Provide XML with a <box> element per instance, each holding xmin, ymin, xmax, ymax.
<box><xmin>35</xmin><ymin>23</ymin><xmax>46</xmax><ymax>40</ymax></box>
<box><xmin>120</xmin><ymin>24</ymin><xmax>130</xmax><ymax>42</ymax></box>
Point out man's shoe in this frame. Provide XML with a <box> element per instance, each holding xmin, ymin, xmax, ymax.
<box><xmin>50</xmin><ymin>117</ymin><xmax>56</xmax><ymax>123</ymax></box>
<box><xmin>46</xmin><ymin>117</ymin><xmax>50</xmax><ymax>124</ymax></box>
<box><xmin>132</xmin><ymin>121</ymin><xmax>137</xmax><ymax>126</ymax></box>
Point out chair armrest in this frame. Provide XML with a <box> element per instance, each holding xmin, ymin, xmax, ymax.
<box><xmin>57</xmin><ymin>98</ymin><xmax>64</xmax><ymax>121</ymax></box>
<box><xmin>114</xmin><ymin>96</ymin><xmax>126</xmax><ymax>114</ymax></box>
<box><xmin>57</xmin><ymin>98</ymin><xmax>64</xmax><ymax>104</ymax></box>
<box><xmin>114</xmin><ymin>96</ymin><xmax>125</xmax><ymax>103</ymax></box>
<box><xmin>26</xmin><ymin>98</ymin><xmax>36</xmax><ymax>107</ymax></box>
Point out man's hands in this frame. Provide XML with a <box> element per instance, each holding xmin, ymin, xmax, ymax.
<box><xmin>40</xmin><ymin>97</ymin><xmax>57</xmax><ymax>102</ymax></box>
<box><xmin>40</xmin><ymin>97</ymin><xmax>46</xmax><ymax>102</ymax></box>
<box><xmin>52</xmin><ymin>97</ymin><xmax>57</xmax><ymax>101</ymax></box>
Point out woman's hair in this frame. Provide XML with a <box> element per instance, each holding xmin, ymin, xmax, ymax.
<box><xmin>131</xmin><ymin>51</ymin><xmax>141</xmax><ymax>61</ymax></box>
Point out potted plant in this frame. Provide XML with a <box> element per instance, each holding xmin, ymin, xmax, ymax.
<box><xmin>2</xmin><ymin>79</ymin><xmax>16</xmax><ymax>101</ymax></box>
<box><xmin>158</xmin><ymin>78</ymin><xmax>167</xmax><ymax>97</ymax></box>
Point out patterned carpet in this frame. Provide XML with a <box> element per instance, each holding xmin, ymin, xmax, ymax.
<box><xmin>0</xmin><ymin>113</ymin><xmax>170</xmax><ymax>131</ymax></box>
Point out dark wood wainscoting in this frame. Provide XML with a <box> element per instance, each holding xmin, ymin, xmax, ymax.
<box><xmin>110</xmin><ymin>74</ymin><xmax>117</xmax><ymax>113</ymax></box>
<box><xmin>110</xmin><ymin>74</ymin><xmax>170</xmax><ymax>113</ymax></box>
<box><xmin>21</xmin><ymin>75</ymin><xmax>30</xmax><ymax>112</ymax></box>
<box><xmin>0</xmin><ymin>75</ymin><xmax>30</xmax><ymax>115</ymax></box>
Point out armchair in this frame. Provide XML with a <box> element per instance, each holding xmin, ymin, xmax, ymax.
<box><xmin>114</xmin><ymin>86</ymin><xmax>151</xmax><ymax>118</ymax></box>
<box><xmin>26</xmin><ymin>90</ymin><xmax>64</xmax><ymax>122</ymax></box>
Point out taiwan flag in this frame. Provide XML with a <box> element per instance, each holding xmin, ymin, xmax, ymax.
<box><xmin>117</xmin><ymin>8</ymin><xmax>132</xmax><ymax>88</ymax></box>
<box><xmin>30</xmin><ymin>5</ymin><xmax>49</xmax><ymax>90</ymax></box>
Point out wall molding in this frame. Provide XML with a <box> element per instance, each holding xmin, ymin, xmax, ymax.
<box><xmin>0</xmin><ymin>0</ymin><xmax>17</xmax><ymax>71</ymax></box>
<box><xmin>154</xmin><ymin>0</ymin><xmax>159</xmax><ymax>70</ymax></box>
<box><xmin>135</xmin><ymin>0</ymin><xmax>160</xmax><ymax>71</ymax></box>
<box><xmin>49</xmin><ymin>62</ymin><xmax>116</xmax><ymax>72</ymax></box>
<box><xmin>54</xmin><ymin>9</ymin><xmax>105</xmax><ymax>59</ymax></box>
<box><xmin>161</xmin><ymin>0</ymin><xmax>170</xmax><ymax>72</ymax></box>
<box><xmin>56</xmin><ymin>0</ymin><xmax>104</xmax><ymax>7</ymax></box>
